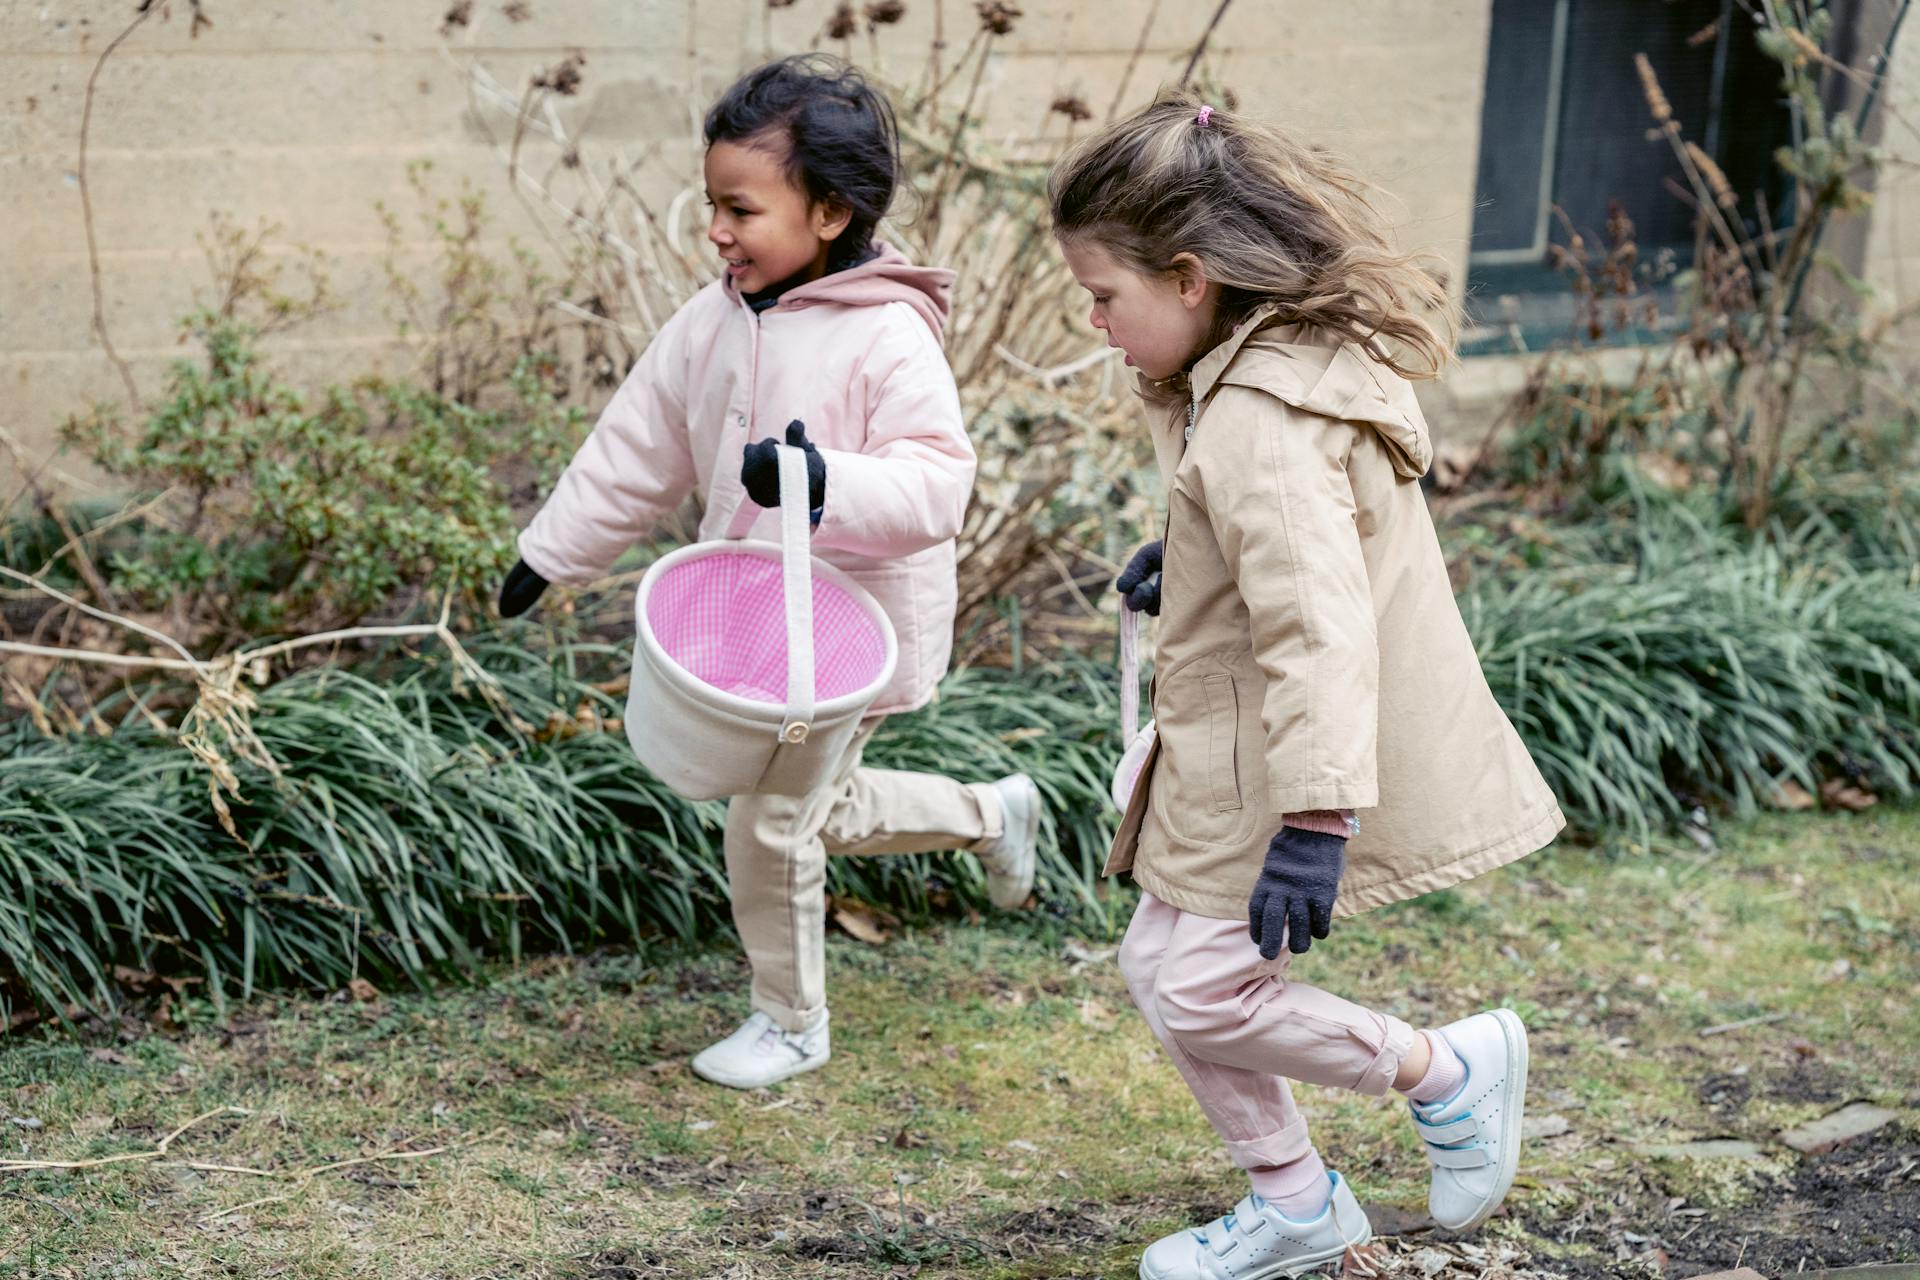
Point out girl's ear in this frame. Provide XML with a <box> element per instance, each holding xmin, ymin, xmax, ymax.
<box><xmin>1169</xmin><ymin>252</ymin><xmax>1211</xmax><ymax>311</ymax></box>
<box><xmin>812</xmin><ymin>197</ymin><xmax>854</xmax><ymax>244</ymax></box>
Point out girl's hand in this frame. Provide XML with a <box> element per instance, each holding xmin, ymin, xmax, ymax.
<box><xmin>1115</xmin><ymin>540</ymin><xmax>1163</xmax><ymax>615</ymax></box>
<box><xmin>742</xmin><ymin>420</ymin><xmax>827</xmax><ymax>510</ymax></box>
<box><xmin>1248</xmin><ymin>826</ymin><xmax>1346</xmax><ymax>959</ymax></box>
<box><xmin>498</xmin><ymin>558</ymin><xmax>550</xmax><ymax>618</ymax></box>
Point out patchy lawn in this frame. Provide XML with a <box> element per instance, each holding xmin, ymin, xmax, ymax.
<box><xmin>1</xmin><ymin>809</ymin><xmax>1916</xmax><ymax>1279</ymax></box>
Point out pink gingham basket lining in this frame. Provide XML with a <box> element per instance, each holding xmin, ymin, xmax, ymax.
<box><xmin>645</xmin><ymin>551</ymin><xmax>889</xmax><ymax>703</ymax></box>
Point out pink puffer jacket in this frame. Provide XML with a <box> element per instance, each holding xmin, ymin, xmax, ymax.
<box><xmin>517</xmin><ymin>243</ymin><xmax>976</xmax><ymax>715</ymax></box>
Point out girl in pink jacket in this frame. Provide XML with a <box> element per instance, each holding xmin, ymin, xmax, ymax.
<box><xmin>500</xmin><ymin>55</ymin><xmax>1043</xmax><ymax>1089</ymax></box>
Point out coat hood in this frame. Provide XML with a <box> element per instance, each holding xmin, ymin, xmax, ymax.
<box><xmin>1191</xmin><ymin>309</ymin><xmax>1435</xmax><ymax>480</ymax></box>
<box><xmin>730</xmin><ymin>241</ymin><xmax>956</xmax><ymax>342</ymax></box>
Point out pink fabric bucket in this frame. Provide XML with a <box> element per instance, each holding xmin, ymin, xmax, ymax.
<box><xmin>625</xmin><ymin>445</ymin><xmax>897</xmax><ymax>799</ymax></box>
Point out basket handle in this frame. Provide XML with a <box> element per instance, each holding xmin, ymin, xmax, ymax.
<box><xmin>773</xmin><ymin>444</ymin><xmax>816</xmax><ymax>745</ymax></box>
<box><xmin>720</xmin><ymin>448</ymin><xmax>817</xmax><ymax>744</ymax></box>
<box><xmin>1117</xmin><ymin>571</ymin><xmax>1158</xmax><ymax>741</ymax></box>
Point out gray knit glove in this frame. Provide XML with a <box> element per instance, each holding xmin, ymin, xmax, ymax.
<box><xmin>1248</xmin><ymin>826</ymin><xmax>1346</xmax><ymax>959</ymax></box>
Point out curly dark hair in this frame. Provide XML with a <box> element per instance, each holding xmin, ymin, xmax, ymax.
<box><xmin>704</xmin><ymin>54</ymin><xmax>900</xmax><ymax>270</ymax></box>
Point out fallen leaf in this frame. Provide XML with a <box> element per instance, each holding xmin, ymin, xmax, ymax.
<box><xmin>347</xmin><ymin>977</ymin><xmax>381</xmax><ymax>1003</ymax></box>
<box><xmin>828</xmin><ymin>895</ymin><xmax>898</xmax><ymax>945</ymax></box>
<box><xmin>1770</xmin><ymin>779</ymin><xmax>1817</xmax><ymax>811</ymax></box>
<box><xmin>1077</xmin><ymin>997</ymin><xmax>1115</xmax><ymax>1028</ymax></box>
<box><xmin>1819</xmin><ymin>778</ymin><xmax>1878</xmax><ymax>811</ymax></box>
<box><xmin>1063</xmin><ymin>940</ymin><xmax>1116</xmax><ymax>969</ymax></box>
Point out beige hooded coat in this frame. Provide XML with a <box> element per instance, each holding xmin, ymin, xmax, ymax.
<box><xmin>1107</xmin><ymin>313</ymin><xmax>1566</xmax><ymax>921</ymax></box>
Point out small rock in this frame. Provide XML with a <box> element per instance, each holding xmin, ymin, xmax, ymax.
<box><xmin>8</xmin><ymin>1116</ymin><xmax>43</xmax><ymax>1131</ymax></box>
<box><xmin>1525</xmin><ymin>1113</ymin><xmax>1571</xmax><ymax>1140</ymax></box>
<box><xmin>1779</xmin><ymin>1101</ymin><xmax>1900</xmax><ymax>1155</ymax></box>
<box><xmin>1007</xmin><ymin>1139</ymin><xmax>1039</xmax><ymax>1153</ymax></box>
<box><xmin>686</xmin><ymin>1119</ymin><xmax>716</xmax><ymax>1132</ymax></box>
<box><xmin>1633</xmin><ymin>1139</ymin><xmax>1766</xmax><ymax>1160</ymax></box>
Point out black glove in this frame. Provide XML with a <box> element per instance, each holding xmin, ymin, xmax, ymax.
<box><xmin>742</xmin><ymin>420</ymin><xmax>827</xmax><ymax>510</ymax></box>
<box><xmin>1248</xmin><ymin>826</ymin><xmax>1347</xmax><ymax>959</ymax></box>
<box><xmin>1115</xmin><ymin>540</ymin><xmax>1163</xmax><ymax>616</ymax></box>
<box><xmin>498</xmin><ymin>558</ymin><xmax>549</xmax><ymax>618</ymax></box>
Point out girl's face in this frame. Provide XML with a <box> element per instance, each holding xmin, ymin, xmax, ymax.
<box><xmin>1059</xmin><ymin>238</ymin><xmax>1218</xmax><ymax>382</ymax></box>
<box><xmin>704</xmin><ymin>138</ymin><xmax>851</xmax><ymax>294</ymax></box>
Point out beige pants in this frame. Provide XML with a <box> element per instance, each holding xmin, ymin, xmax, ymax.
<box><xmin>724</xmin><ymin>717</ymin><xmax>1003</xmax><ymax>1031</ymax></box>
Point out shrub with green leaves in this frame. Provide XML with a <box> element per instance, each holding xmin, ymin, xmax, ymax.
<box><xmin>60</xmin><ymin>314</ymin><xmax>585</xmax><ymax>643</ymax></box>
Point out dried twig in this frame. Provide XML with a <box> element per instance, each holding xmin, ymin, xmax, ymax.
<box><xmin>78</xmin><ymin>3</ymin><xmax>158</xmax><ymax>415</ymax></box>
<box><xmin>0</xmin><ymin>566</ymin><xmax>531</xmax><ymax>840</ymax></box>
<box><xmin>197</xmin><ymin>1133</ymin><xmax>491</xmax><ymax>1222</ymax></box>
<box><xmin>1699</xmin><ymin>1010</ymin><xmax>1793</xmax><ymax>1036</ymax></box>
<box><xmin>25</xmin><ymin>487</ymin><xmax>179</xmax><ymax>586</ymax></box>
<box><xmin>0</xmin><ymin>565</ymin><xmax>202</xmax><ymax>671</ymax></box>
<box><xmin>1179</xmin><ymin>0</ymin><xmax>1234</xmax><ymax>88</ymax></box>
<box><xmin>0</xmin><ymin>1104</ymin><xmax>484</xmax><ymax>1225</ymax></box>
<box><xmin>0</xmin><ymin>1106</ymin><xmax>245</xmax><ymax>1174</ymax></box>
<box><xmin>1106</xmin><ymin>0</ymin><xmax>1162</xmax><ymax>121</ymax></box>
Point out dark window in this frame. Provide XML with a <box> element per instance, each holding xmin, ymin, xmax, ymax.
<box><xmin>1466</xmin><ymin>0</ymin><xmax>1797</xmax><ymax>346</ymax></box>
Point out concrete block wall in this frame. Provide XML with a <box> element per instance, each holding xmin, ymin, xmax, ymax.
<box><xmin>2</xmin><ymin>0</ymin><xmax>1495</xmax><ymax>492</ymax></box>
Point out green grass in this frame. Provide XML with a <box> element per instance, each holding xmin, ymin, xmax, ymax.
<box><xmin>1</xmin><ymin>808</ymin><xmax>1914</xmax><ymax>1278</ymax></box>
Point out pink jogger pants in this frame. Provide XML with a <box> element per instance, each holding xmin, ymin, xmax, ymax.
<box><xmin>1117</xmin><ymin>890</ymin><xmax>1418</xmax><ymax>1171</ymax></box>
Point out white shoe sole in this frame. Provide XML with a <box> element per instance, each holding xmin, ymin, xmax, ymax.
<box><xmin>688</xmin><ymin>1046</ymin><xmax>829</xmax><ymax>1090</ymax></box>
<box><xmin>1440</xmin><ymin>1007</ymin><xmax>1528</xmax><ymax>1232</ymax></box>
<box><xmin>1137</xmin><ymin>1231</ymin><xmax>1371</xmax><ymax>1280</ymax></box>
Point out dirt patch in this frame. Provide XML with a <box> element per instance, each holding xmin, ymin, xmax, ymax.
<box><xmin>1524</xmin><ymin>1125</ymin><xmax>1920</xmax><ymax>1279</ymax></box>
<box><xmin>611</xmin><ymin>1153</ymin><xmax>766</xmax><ymax>1192</ymax></box>
<box><xmin>1666</xmin><ymin>1127</ymin><xmax>1920</xmax><ymax>1276</ymax></box>
<box><xmin>1694</xmin><ymin>1070</ymin><xmax>1754</xmax><ymax>1112</ymax></box>
<box><xmin>790</xmin><ymin>1234</ymin><xmax>872</xmax><ymax>1263</ymax></box>
<box><xmin>996</xmin><ymin>1200</ymin><xmax>1117</xmax><ymax>1248</ymax></box>
<box><xmin>1766</xmin><ymin>1056</ymin><xmax>1855</xmax><ymax>1106</ymax></box>
<box><xmin>568</xmin><ymin>1247</ymin><xmax>667</xmax><ymax>1278</ymax></box>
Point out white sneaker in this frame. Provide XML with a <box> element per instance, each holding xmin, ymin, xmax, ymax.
<box><xmin>976</xmin><ymin>774</ymin><xmax>1040</xmax><ymax>910</ymax></box>
<box><xmin>1138</xmin><ymin>1173</ymin><xmax>1371</xmax><ymax>1280</ymax></box>
<box><xmin>689</xmin><ymin>1010</ymin><xmax>830</xmax><ymax>1090</ymax></box>
<box><xmin>1409</xmin><ymin>1008</ymin><xmax>1528</xmax><ymax>1231</ymax></box>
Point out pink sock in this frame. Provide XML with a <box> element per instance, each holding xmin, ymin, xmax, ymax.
<box><xmin>1403</xmin><ymin>1029</ymin><xmax>1466</xmax><ymax>1104</ymax></box>
<box><xmin>1248</xmin><ymin>1147</ymin><xmax>1330</xmax><ymax>1221</ymax></box>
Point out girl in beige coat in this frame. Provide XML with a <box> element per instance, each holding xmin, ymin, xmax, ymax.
<box><xmin>1050</xmin><ymin>93</ymin><xmax>1566</xmax><ymax>1278</ymax></box>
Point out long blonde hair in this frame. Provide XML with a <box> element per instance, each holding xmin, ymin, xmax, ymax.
<box><xmin>1048</xmin><ymin>88</ymin><xmax>1459</xmax><ymax>383</ymax></box>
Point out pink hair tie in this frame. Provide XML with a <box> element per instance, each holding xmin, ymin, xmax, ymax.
<box><xmin>1195</xmin><ymin>105</ymin><xmax>1214</xmax><ymax>127</ymax></box>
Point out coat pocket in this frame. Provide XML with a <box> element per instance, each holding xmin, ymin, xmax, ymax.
<box><xmin>1201</xmin><ymin>673</ymin><xmax>1242</xmax><ymax>812</ymax></box>
<box><xmin>1150</xmin><ymin>656</ymin><xmax>1254</xmax><ymax>847</ymax></box>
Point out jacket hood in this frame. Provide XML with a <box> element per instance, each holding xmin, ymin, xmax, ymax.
<box><xmin>729</xmin><ymin>241</ymin><xmax>956</xmax><ymax>342</ymax></box>
<box><xmin>1192</xmin><ymin>308</ymin><xmax>1434</xmax><ymax>480</ymax></box>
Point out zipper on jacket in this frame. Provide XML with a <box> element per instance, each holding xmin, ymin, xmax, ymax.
<box><xmin>1184</xmin><ymin>399</ymin><xmax>1197</xmax><ymax>442</ymax></box>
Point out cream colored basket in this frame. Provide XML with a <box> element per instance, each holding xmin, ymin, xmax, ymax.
<box><xmin>625</xmin><ymin>445</ymin><xmax>898</xmax><ymax>800</ymax></box>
